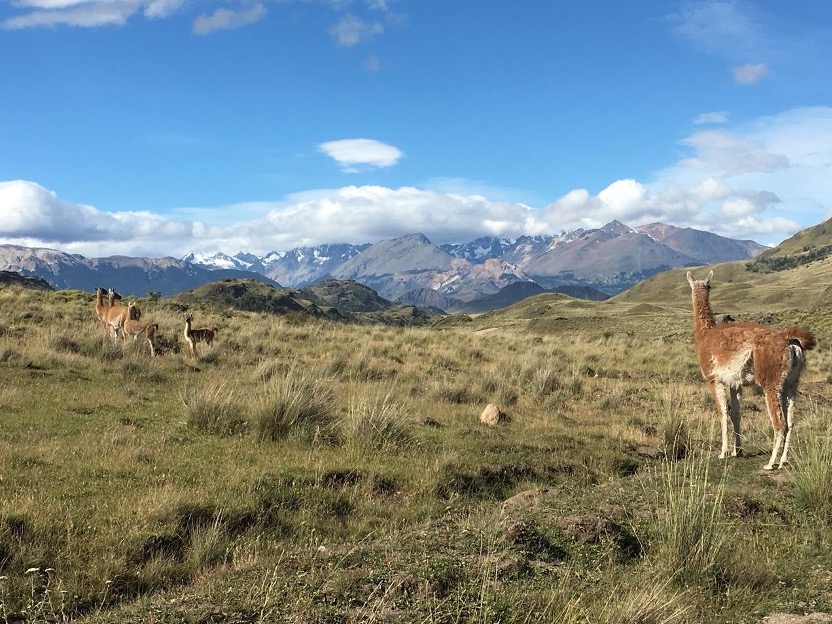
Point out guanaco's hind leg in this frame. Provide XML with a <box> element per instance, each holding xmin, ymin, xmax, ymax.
<box><xmin>777</xmin><ymin>389</ymin><xmax>797</xmax><ymax>469</ymax></box>
<box><xmin>763</xmin><ymin>387</ymin><xmax>785</xmax><ymax>470</ymax></box>
<box><xmin>729</xmin><ymin>387</ymin><xmax>742</xmax><ymax>456</ymax></box>
<box><xmin>778</xmin><ymin>345</ymin><xmax>807</xmax><ymax>468</ymax></box>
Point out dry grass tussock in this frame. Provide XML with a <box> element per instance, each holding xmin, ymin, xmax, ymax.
<box><xmin>343</xmin><ymin>388</ymin><xmax>415</xmax><ymax>452</ymax></box>
<box><xmin>251</xmin><ymin>366</ymin><xmax>338</xmax><ymax>443</ymax></box>
<box><xmin>0</xmin><ymin>286</ymin><xmax>831</xmax><ymax>622</ymax></box>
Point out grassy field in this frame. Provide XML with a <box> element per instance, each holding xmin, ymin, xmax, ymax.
<box><xmin>1</xmin><ymin>262</ymin><xmax>831</xmax><ymax>623</ymax></box>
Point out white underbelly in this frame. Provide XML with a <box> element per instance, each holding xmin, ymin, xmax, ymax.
<box><xmin>711</xmin><ymin>349</ymin><xmax>754</xmax><ymax>388</ymax></box>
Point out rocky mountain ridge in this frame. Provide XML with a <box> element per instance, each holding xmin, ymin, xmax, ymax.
<box><xmin>185</xmin><ymin>221</ymin><xmax>767</xmax><ymax>300</ymax></box>
<box><xmin>0</xmin><ymin>222</ymin><xmax>767</xmax><ymax>305</ymax></box>
<box><xmin>0</xmin><ymin>244</ymin><xmax>279</xmax><ymax>297</ymax></box>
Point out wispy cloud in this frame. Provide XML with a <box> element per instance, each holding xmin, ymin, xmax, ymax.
<box><xmin>732</xmin><ymin>62</ymin><xmax>768</xmax><ymax>84</ymax></box>
<box><xmin>193</xmin><ymin>4</ymin><xmax>266</xmax><ymax>35</ymax></box>
<box><xmin>694</xmin><ymin>111</ymin><xmax>729</xmax><ymax>125</ymax></box>
<box><xmin>1</xmin><ymin>0</ymin><xmax>403</xmax><ymax>40</ymax></box>
<box><xmin>318</xmin><ymin>138</ymin><xmax>403</xmax><ymax>172</ymax></box>
<box><xmin>0</xmin><ymin>0</ymin><xmax>191</xmax><ymax>29</ymax></box>
<box><xmin>669</xmin><ymin>1</ymin><xmax>778</xmax><ymax>87</ymax></box>
<box><xmin>144</xmin><ymin>132</ymin><xmax>214</xmax><ymax>148</ymax></box>
<box><xmin>648</xmin><ymin>106</ymin><xmax>832</xmax><ymax>240</ymax></box>
<box><xmin>669</xmin><ymin>0</ymin><xmax>766</xmax><ymax>60</ymax></box>
<box><xmin>2</xmin><ymin>1</ymin><xmax>143</xmax><ymax>29</ymax></box>
<box><xmin>679</xmin><ymin>129</ymin><xmax>789</xmax><ymax>175</ymax></box>
<box><xmin>328</xmin><ymin>13</ymin><xmax>383</xmax><ymax>46</ymax></box>
<box><xmin>144</xmin><ymin>0</ymin><xmax>185</xmax><ymax>20</ymax></box>
<box><xmin>362</xmin><ymin>55</ymin><xmax>381</xmax><ymax>71</ymax></box>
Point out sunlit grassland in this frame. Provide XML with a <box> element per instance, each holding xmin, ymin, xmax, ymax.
<box><xmin>0</xmin><ymin>285</ymin><xmax>831</xmax><ymax>622</ymax></box>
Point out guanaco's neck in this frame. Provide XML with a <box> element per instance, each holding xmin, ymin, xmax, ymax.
<box><xmin>691</xmin><ymin>285</ymin><xmax>716</xmax><ymax>335</ymax></box>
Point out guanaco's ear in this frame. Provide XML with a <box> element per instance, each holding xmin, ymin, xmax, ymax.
<box><xmin>705</xmin><ymin>270</ymin><xmax>713</xmax><ymax>285</ymax></box>
<box><xmin>686</xmin><ymin>271</ymin><xmax>695</xmax><ymax>288</ymax></box>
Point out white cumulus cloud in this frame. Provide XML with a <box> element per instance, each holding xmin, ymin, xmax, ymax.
<box><xmin>0</xmin><ymin>180</ymin><xmax>194</xmax><ymax>255</ymax></box>
<box><xmin>0</xmin><ymin>181</ymin><xmax>540</xmax><ymax>257</ymax></box>
<box><xmin>597</xmin><ymin>180</ymin><xmax>649</xmax><ymax>217</ymax></box>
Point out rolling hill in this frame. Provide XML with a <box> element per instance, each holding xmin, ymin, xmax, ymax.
<box><xmin>454</xmin><ymin>281</ymin><xmax>609</xmax><ymax>314</ymax></box>
<box><xmin>0</xmin><ymin>270</ymin><xmax>54</xmax><ymax>291</ymax></box>
<box><xmin>171</xmin><ymin>278</ymin><xmax>434</xmax><ymax>327</ymax></box>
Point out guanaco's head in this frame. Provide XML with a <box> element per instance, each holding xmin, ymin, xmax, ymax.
<box><xmin>686</xmin><ymin>270</ymin><xmax>713</xmax><ymax>294</ymax></box>
<box><xmin>107</xmin><ymin>288</ymin><xmax>123</xmax><ymax>305</ymax></box>
<box><xmin>127</xmin><ymin>301</ymin><xmax>142</xmax><ymax>320</ymax></box>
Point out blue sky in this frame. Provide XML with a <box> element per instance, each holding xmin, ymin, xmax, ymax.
<box><xmin>1</xmin><ymin>0</ymin><xmax>832</xmax><ymax>258</ymax></box>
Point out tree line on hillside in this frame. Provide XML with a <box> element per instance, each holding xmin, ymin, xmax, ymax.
<box><xmin>746</xmin><ymin>244</ymin><xmax>832</xmax><ymax>273</ymax></box>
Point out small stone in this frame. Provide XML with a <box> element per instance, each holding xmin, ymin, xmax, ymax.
<box><xmin>480</xmin><ymin>403</ymin><xmax>505</xmax><ymax>426</ymax></box>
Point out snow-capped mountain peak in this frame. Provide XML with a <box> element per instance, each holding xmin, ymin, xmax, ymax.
<box><xmin>182</xmin><ymin>251</ymin><xmax>243</xmax><ymax>270</ymax></box>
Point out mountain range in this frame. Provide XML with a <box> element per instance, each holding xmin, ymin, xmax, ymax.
<box><xmin>184</xmin><ymin>221</ymin><xmax>766</xmax><ymax>301</ymax></box>
<box><xmin>0</xmin><ymin>244</ymin><xmax>279</xmax><ymax>296</ymax></box>
<box><xmin>0</xmin><ymin>221</ymin><xmax>765</xmax><ymax>310</ymax></box>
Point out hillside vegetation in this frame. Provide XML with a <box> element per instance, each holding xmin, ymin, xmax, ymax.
<box><xmin>616</xmin><ymin>254</ymin><xmax>832</xmax><ymax>339</ymax></box>
<box><xmin>0</xmin><ymin>271</ymin><xmax>53</xmax><ymax>292</ymax></box>
<box><xmin>0</xmin><ymin>251</ymin><xmax>831</xmax><ymax>622</ymax></box>
<box><xmin>171</xmin><ymin>278</ymin><xmax>434</xmax><ymax>327</ymax></box>
<box><xmin>745</xmin><ymin>217</ymin><xmax>832</xmax><ymax>274</ymax></box>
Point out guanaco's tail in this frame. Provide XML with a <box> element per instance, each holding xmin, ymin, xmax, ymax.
<box><xmin>785</xmin><ymin>327</ymin><xmax>817</xmax><ymax>351</ymax></box>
